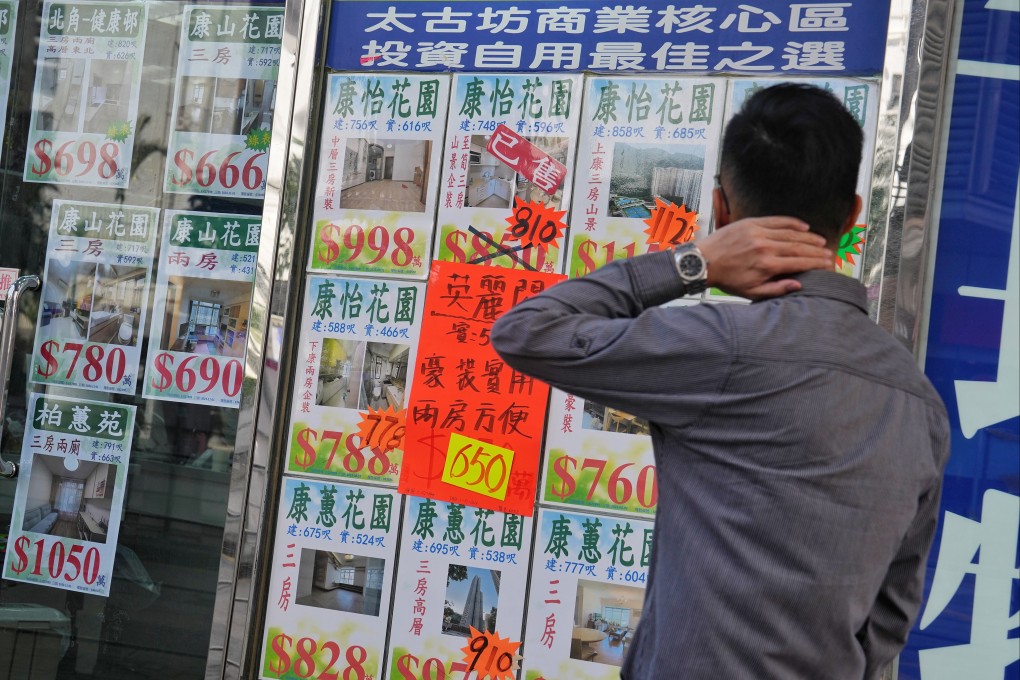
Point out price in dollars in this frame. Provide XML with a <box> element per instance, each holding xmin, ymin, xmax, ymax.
<box><xmin>36</xmin><ymin>340</ymin><xmax>129</xmax><ymax>387</ymax></box>
<box><xmin>315</xmin><ymin>221</ymin><xmax>416</xmax><ymax>269</ymax></box>
<box><xmin>30</xmin><ymin>138</ymin><xmax>122</xmax><ymax>182</ymax></box>
<box><xmin>9</xmin><ymin>537</ymin><xmax>102</xmax><ymax>586</ymax></box>
<box><xmin>547</xmin><ymin>455</ymin><xmax>658</xmax><ymax>510</ymax></box>
<box><xmin>169</xmin><ymin>147</ymin><xmax>266</xmax><ymax>193</ymax></box>
<box><xmin>148</xmin><ymin>352</ymin><xmax>243</xmax><ymax>399</ymax></box>
<box><xmin>293</xmin><ymin>426</ymin><xmax>395</xmax><ymax>478</ymax></box>
<box><xmin>266</xmin><ymin>633</ymin><xmax>370</xmax><ymax>680</ymax></box>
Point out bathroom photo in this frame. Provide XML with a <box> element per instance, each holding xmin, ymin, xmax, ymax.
<box><xmin>359</xmin><ymin>342</ymin><xmax>410</xmax><ymax>411</ymax></box>
<box><xmin>315</xmin><ymin>338</ymin><xmax>366</xmax><ymax>410</ymax></box>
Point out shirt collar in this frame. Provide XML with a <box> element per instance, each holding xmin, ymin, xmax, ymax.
<box><xmin>779</xmin><ymin>270</ymin><xmax>869</xmax><ymax>314</ymax></box>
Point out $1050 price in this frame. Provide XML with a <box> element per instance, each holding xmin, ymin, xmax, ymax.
<box><xmin>548</xmin><ymin>456</ymin><xmax>658</xmax><ymax>509</ymax></box>
<box><xmin>10</xmin><ymin>537</ymin><xmax>102</xmax><ymax>585</ymax></box>
<box><xmin>149</xmin><ymin>353</ymin><xmax>243</xmax><ymax>397</ymax></box>
<box><xmin>36</xmin><ymin>340</ymin><xmax>128</xmax><ymax>386</ymax></box>
<box><xmin>30</xmin><ymin>139</ymin><xmax>121</xmax><ymax>179</ymax></box>
<box><xmin>294</xmin><ymin>427</ymin><xmax>393</xmax><ymax>476</ymax></box>
<box><xmin>170</xmin><ymin>148</ymin><xmax>266</xmax><ymax>191</ymax></box>
<box><xmin>267</xmin><ymin>634</ymin><xmax>369</xmax><ymax>680</ymax></box>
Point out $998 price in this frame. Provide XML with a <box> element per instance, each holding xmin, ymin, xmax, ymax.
<box><xmin>267</xmin><ymin>634</ymin><xmax>369</xmax><ymax>680</ymax></box>
<box><xmin>317</xmin><ymin>223</ymin><xmax>415</xmax><ymax>268</ymax></box>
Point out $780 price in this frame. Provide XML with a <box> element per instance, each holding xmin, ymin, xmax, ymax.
<box><xmin>10</xmin><ymin>537</ymin><xmax>101</xmax><ymax>585</ymax></box>
<box><xmin>549</xmin><ymin>456</ymin><xmax>658</xmax><ymax>508</ymax></box>
<box><xmin>36</xmin><ymin>341</ymin><xmax>128</xmax><ymax>385</ymax></box>
<box><xmin>31</xmin><ymin>139</ymin><xmax>121</xmax><ymax>179</ymax></box>
<box><xmin>267</xmin><ymin>634</ymin><xmax>368</xmax><ymax>680</ymax></box>
<box><xmin>318</xmin><ymin>223</ymin><xmax>415</xmax><ymax>268</ymax></box>
<box><xmin>295</xmin><ymin>427</ymin><xmax>393</xmax><ymax>475</ymax></box>
<box><xmin>149</xmin><ymin>353</ymin><xmax>243</xmax><ymax>397</ymax></box>
<box><xmin>171</xmin><ymin>148</ymin><xmax>265</xmax><ymax>190</ymax></box>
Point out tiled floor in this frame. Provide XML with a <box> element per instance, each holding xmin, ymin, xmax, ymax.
<box><xmin>340</xmin><ymin>179</ymin><xmax>426</xmax><ymax>212</ymax></box>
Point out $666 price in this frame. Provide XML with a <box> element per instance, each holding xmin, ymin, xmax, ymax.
<box><xmin>267</xmin><ymin>634</ymin><xmax>368</xmax><ymax>680</ymax></box>
<box><xmin>171</xmin><ymin>149</ymin><xmax>265</xmax><ymax>190</ymax></box>
<box><xmin>549</xmin><ymin>456</ymin><xmax>658</xmax><ymax>508</ymax></box>
<box><xmin>10</xmin><ymin>537</ymin><xmax>101</xmax><ymax>585</ymax></box>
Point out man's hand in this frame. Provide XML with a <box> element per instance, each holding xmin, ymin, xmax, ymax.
<box><xmin>698</xmin><ymin>216</ymin><xmax>834</xmax><ymax>299</ymax></box>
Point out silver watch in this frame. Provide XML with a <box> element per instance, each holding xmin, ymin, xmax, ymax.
<box><xmin>673</xmin><ymin>243</ymin><xmax>708</xmax><ymax>296</ymax></box>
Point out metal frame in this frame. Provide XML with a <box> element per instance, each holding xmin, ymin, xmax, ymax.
<box><xmin>0</xmin><ymin>276</ymin><xmax>41</xmax><ymax>478</ymax></box>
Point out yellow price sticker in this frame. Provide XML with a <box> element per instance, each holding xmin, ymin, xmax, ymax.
<box><xmin>442</xmin><ymin>433</ymin><xmax>515</xmax><ymax>500</ymax></box>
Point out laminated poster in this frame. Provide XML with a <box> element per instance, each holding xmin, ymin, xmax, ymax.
<box><xmin>25</xmin><ymin>1</ymin><xmax>148</xmax><ymax>188</ymax></box>
<box><xmin>399</xmin><ymin>261</ymin><xmax>564</xmax><ymax>517</ymax></box>
<box><xmin>308</xmin><ymin>74</ymin><xmax>450</xmax><ymax>278</ymax></box>
<box><xmin>261</xmin><ymin>477</ymin><xmax>400</xmax><ymax>680</ymax></box>
<box><xmin>0</xmin><ymin>1</ymin><xmax>19</xmax><ymax>143</ymax></box>
<box><xmin>566</xmin><ymin>76</ymin><xmax>725</xmax><ymax>280</ymax></box>
<box><xmin>285</xmin><ymin>275</ymin><xmax>425</xmax><ymax>486</ymax></box>
<box><xmin>387</xmin><ymin>496</ymin><xmax>533</xmax><ymax>680</ymax></box>
<box><xmin>142</xmin><ymin>210</ymin><xmax>259</xmax><ymax>408</ymax></box>
<box><xmin>164</xmin><ymin>4</ymin><xmax>285</xmax><ymax>199</ymax></box>
<box><xmin>0</xmin><ymin>267</ymin><xmax>18</xmax><ymax>301</ymax></box>
<box><xmin>434</xmin><ymin>73</ymin><xmax>582</xmax><ymax>274</ymax></box>
<box><xmin>709</xmin><ymin>77</ymin><xmax>881</xmax><ymax>300</ymax></box>
<box><xmin>2</xmin><ymin>393</ymin><xmax>135</xmax><ymax>596</ymax></box>
<box><xmin>520</xmin><ymin>509</ymin><xmax>654</xmax><ymax>680</ymax></box>
<box><xmin>30</xmin><ymin>199</ymin><xmax>159</xmax><ymax>394</ymax></box>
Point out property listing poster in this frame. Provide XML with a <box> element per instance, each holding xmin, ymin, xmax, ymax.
<box><xmin>307</xmin><ymin>74</ymin><xmax>450</xmax><ymax>278</ymax></box>
<box><xmin>261</xmin><ymin>477</ymin><xmax>400</xmax><ymax>680</ymax></box>
<box><xmin>2</xmin><ymin>393</ymin><xmax>135</xmax><ymax>596</ymax></box>
<box><xmin>30</xmin><ymin>199</ymin><xmax>159</xmax><ymax>394</ymax></box>
<box><xmin>142</xmin><ymin>210</ymin><xmax>259</xmax><ymax>408</ymax></box>
<box><xmin>566</xmin><ymin>76</ymin><xmax>725</xmax><ymax>279</ymax></box>
<box><xmin>164</xmin><ymin>4</ymin><xmax>285</xmax><ymax>199</ymax></box>
<box><xmin>0</xmin><ymin>267</ymin><xmax>18</xmax><ymax>301</ymax></box>
<box><xmin>387</xmin><ymin>496</ymin><xmax>533</xmax><ymax>680</ymax></box>
<box><xmin>285</xmin><ymin>275</ymin><xmax>425</xmax><ymax>486</ymax></box>
<box><xmin>24</xmin><ymin>1</ymin><xmax>148</xmax><ymax>188</ymax></box>
<box><xmin>433</xmin><ymin>73</ymin><xmax>582</xmax><ymax>274</ymax></box>
<box><xmin>713</xmin><ymin>77</ymin><xmax>880</xmax><ymax>297</ymax></box>
<box><xmin>399</xmin><ymin>261</ymin><xmax>564</xmax><ymax>517</ymax></box>
<box><xmin>0</xmin><ymin>1</ymin><xmax>19</xmax><ymax>141</ymax></box>
<box><xmin>521</xmin><ymin>509</ymin><xmax>654</xmax><ymax>680</ymax></box>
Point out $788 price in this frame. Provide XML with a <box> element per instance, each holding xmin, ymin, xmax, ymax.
<box><xmin>10</xmin><ymin>537</ymin><xmax>102</xmax><ymax>585</ymax></box>
<box><xmin>318</xmin><ymin>223</ymin><xmax>415</xmax><ymax>268</ymax></box>
<box><xmin>549</xmin><ymin>456</ymin><xmax>658</xmax><ymax>508</ymax></box>
<box><xmin>36</xmin><ymin>341</ymin><xmax>128</xmax><ymax>385</ymax></box>
<box><xmin>267</xmin><ymin>634</ymin><xmax>368</xmax><ymax>680</ymax></box>
<box><xmin>31</xmin><ymin>139</ymin><xmax>121</xmax><ymax>179</ymax></box>
<box><xmin>170</xmin><ymin>148</ymin><xmax>266</xmax><ymax>190</ymax></box>
<box><xmin>295</xmin><ymin>427</ymin><xmax>393</xmax><ymax>476</ymax></box>
<box><xmin>149</xmin><ymin>353</ymin><xmax>243</xmax><ymax>397</ymax></box>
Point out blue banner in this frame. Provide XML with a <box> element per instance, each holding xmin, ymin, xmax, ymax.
<box><xmin>902</xmin><ymin>1</ymin><xmax>1020</xmax><ymax>679</ymax></box>
<box><xmin>327</xmin><ymin>1</ymin><xmax>890</xmax><ymax>75</ymax></box>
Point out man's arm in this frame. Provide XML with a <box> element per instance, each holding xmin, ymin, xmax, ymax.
<box><xmin>490</xmin><ymin>217</ymin><xmax>833</xmax><ymax>426</ymax></box>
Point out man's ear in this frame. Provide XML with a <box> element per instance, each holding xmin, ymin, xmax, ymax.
<box><xmin>713</xmin><ymin>187</ymin><xmax>730</xmax><ymax>228</ymax></box>
<box><xmin>839</xmin><ymin>194</ymin><xmax>864</xmax><ymax>237</ymax></box>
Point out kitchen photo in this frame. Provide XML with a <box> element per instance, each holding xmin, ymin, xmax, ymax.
<box><xmin>21</xmin><ymin>451</ymin><xmax>116</xmax><ymax>544</ymax></box>
<box><xmin>339</xmin><ymin>138</ymin><xmax>431</xmax><ymax>212</ymax></box>
<box><xmin>464</xmin><ymin>134</ymin><xmax>570</xmax><ymax>210</ymax></box>
<box><xmin>37</xmin><ymin>259</ymin><xmax>97</xmax><ymax>342</ymax></box>
<box><xmin>157</xmin><ymin>276</ymin><xmax>251</xmax><ymax>357</ymax></box>
<box><xmin>360</xmin><ymin>342</ymin><xmax>410</xmax><ymax>411</ymax></box>
<box><xmin>315</xmin><ymin>338</ymin><xmax>366</xmax><ymax>410</ymax></box>
<box><xmin>88</xmin><ymin>264</ymin><xmax>146</xmax><ymax>346</ymax></box>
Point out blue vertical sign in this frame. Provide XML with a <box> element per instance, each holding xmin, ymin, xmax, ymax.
<box><xmin>903</xmin><ymin>1</ymin><xmax>1019</xmax><ymax>679</ymax></box>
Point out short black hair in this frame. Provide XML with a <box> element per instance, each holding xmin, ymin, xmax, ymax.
<box><xmin>720</xmin><ymin>83</ymin><xmax>863</xmax><ymax>242</ymax></box>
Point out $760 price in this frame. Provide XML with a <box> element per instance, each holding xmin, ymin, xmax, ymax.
<box><xmin>171</xmin><ymin>148</ymin><xmax>265</xmax><ymax>190</ymax></box>
<box><xmin>549</xmin><ymin>456</ymin><xmax>658</xmax><ymax>508</ymax></box>
<box><xmin>31</xmin><ymin>139</ymin><xmax>121</xmax><ymax>179</ymax></box>
<box><xmin>267</xmin><ymin>634</ymin><xmax>368</xmax><ymax>680</ymax></box>
<box><xmin>10</xmin><ymin>537</ymin><xmax>101</xmax><ymax>585</ymax></box>
<box><xmin>36</xmin><ymin>341</ymin><xmax>128</xmax><ymax>385</ymax></box>
<box><xmin>149</xmin><ymin>353</ymin><xmax>243</xmax><ymax>397</ymax></box>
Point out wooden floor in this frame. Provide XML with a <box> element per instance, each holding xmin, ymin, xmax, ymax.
<box><xmin>340</xmin><ymin>180</ymin><xmax>426</xmax><ymax>212</ymax></box>
<box><xmin>50</xmin><ymin>518</ymin><xmax>79</xmax><ymax>539</ymax></box>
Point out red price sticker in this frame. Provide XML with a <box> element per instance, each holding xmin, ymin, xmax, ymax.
<box><xmin>356</xmin><ymin>405</ymin><xmax>406</xmax><ymax>454</ymax></box>
<box><xmin>643</xmin><ymin>198</ymin><xmax>698</xmax><ymax>246</ymax></box>
<box><xmin>441</xmin><ymin>434</ymin><xmax>515</xmax><ymax>501</ymax></box>
<box><xmin>315</xmin><ymin>222</ymin><xmax>416</xmax><ymax>269</ymax></box>
<box><xmin>548</xmin><ymin>454</ymin><xmax>658</xmax><ymax>510</ymax></box>
<box><xmin>36</xmin><ymin>340</ymin><xmax>128</xmax><ymax>386</ymax></box>
<box><xmin>149</xmin><ymin>352</ymin><xmax>243</xmax><ymax>398</ymax></box>
<box><xmin>503</xmin><ymin>198</ymin><xmax>568</xmax><ymax>251</ymax></box>
<box><xmin>30</xmin><ymin>138</ymin><xmax>122</xmax><ymax>180</ymax></box>
<box><xmin>266</xmin><ymin>633</ymin><xmax>369</xmax><ymax>679</ymax></box>
<box><xmin>10</xmin><ymin>537</ymin><xmax>102</xmax><ymax>586</ymax></box>
<box><xmin>459</xmin><ymin>627</ymin><xmax>521</xmax><ymax>680</ymax></box>
<box><xmin>170</xmin><ymin>148</ymin><xmax>266</xmax><ymax>192</ymax></box>
<box><xmin>293</xmin><ymin>425</ymin><xmax>394</xmax><ymax>478</ymax></box>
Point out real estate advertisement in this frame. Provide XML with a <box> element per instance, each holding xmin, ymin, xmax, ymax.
<box><xmin>2</xmin><ymin>393</ymin><xmax>135</xmax><ymax>597</ymax></box>
<box><xmin>307</xmin><ymin>73</ymin><xmax>450</xmax><ymax>278</ymax></box>
<box><xmin>386</xmin><ymin>496</ymin><xmax>532</xmax><ymax>679</ymax></box>
<box><xmin>433</xmin><ymin>73</ymin><xmax>582</xmax><ymax>274</ymax></box>
<box><xmin>566</xmin><ymin>75</ymin><xmax>725</xmax><ymax>280</ymax></box>
<box><xmin>30</xmin><ymin>199</ymin><xmax>159</xmax><ymax>395</ymax></box>
<box><xmin>0</xmin><ymin>1</ymin><xmax>19</xmax><ymax>145</ymax></box>
<box><xmin>24</xmin><ymin>1</ymin><xmax>148</xmax><ymax>188</ymax></box>
<box><xmin>521</xmin><ymin>508</ymin><xmax>653</xmax><ymax>680</ymax></box>
<box><xmin>260</xmin><ymin>477</ymin><xmax>400</xmax><ymax>680</ymax></box>
<box><xmin>285</xmin><ymin>275</ymin><xmax>425</xmax><ymax>486</ymax></box>
<box><xmin>164</xmin><ymin>4</ymin><xmax>284</xmax><ymax>198</ymax></box>
<box><xmin>142</xmin><ymin>210</ymin><xmax>259</xmax><ymax>408</ymax></box>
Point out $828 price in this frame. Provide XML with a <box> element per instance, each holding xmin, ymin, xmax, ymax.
<box><xmin>31</xmin><ymin>139</ymin><xmax>121</xmax><ymax>179</ymax></box>
<box><xmin>171</xmin><ymin>148</ymin><xmax>265</xmax><ymax>190</ymax></box>
<box><xmin>10</xmin><ymin>537</ymin><xmax>101</xmax><ymax>585</ymax></box>
<box><xmin>318</xmin><ymin>223</ymin><xmax>415</xmax><ymax>268</ymax></box>
<box><xmin>267</xmin><ymin>634</ymin><xmax>368</xmax><ymax>680</ymax></box>
<box><xmin>549</xmin><ymin>456</ymin><xmax>658</xmax><ymax>509</ymax></box>
<box><xmin>36</xmin><ymin>340</ymin><xmax>127</xmax><ymax>386</ymax></box>
<box><xmin>295</xmin><ymin>427</ymin><xmax>393</xmax><ymax>476</ymax></box>
<box><xmin>149</xmin><ymin>353</ymin><xmax>243</xmax><ymax>397</ymax></box>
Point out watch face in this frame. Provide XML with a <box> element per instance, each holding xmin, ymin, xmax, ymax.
<box><xmin>678</xmin><ymin>252</ymin><xmax>705</xmax><ymax>279</ymax></box>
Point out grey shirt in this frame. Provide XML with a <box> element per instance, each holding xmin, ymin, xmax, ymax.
<box><xmin>490</xmin><ymin>250</ymin><xmax>950</xmax><ymax>680</ymax></box>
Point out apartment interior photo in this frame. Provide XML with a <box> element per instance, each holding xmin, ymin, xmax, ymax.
<box><xmin>39</xmin><ymin>259</ymin><xmax>96</xmax><ymax>341</ymax></box>
<box><xmin>176</xmin><ymin>75</ymin><xmax>276</xmax><ymax>136</ymax></box>
<box><xmin>295</xmin><ymin>549</ymin><xmax>385</xmax><ymax>616</ymax></box>
<box><xmin>21</xmin><ymin>452</ymin><xmax>115</xmax><ymax>544</ymax></box>
<box><xmin>36</xmin><ymin>57</ymin><xmax>130</xmax><ymax>133</ymax></box>
<box><xmin>159</xmin><ymin>276</ymin><xmax>250</xmax><ymax>357</ymax></box>
<box><xmin>360</xmin><ymin>342</ymin><xmax>409</xmax><ymax>411</ymax></box>
<box><xmin>571</xmin><ymin>580</ymin><xmax>644</xmax><ymax>668</ymax></box>
<box><xmin>339</xmin><ymin>138</ymin><xmax>431</xmax><ymax>212</ymax></box>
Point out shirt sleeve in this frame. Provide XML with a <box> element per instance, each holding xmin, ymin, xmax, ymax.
<box><xmin>490</xmin><ymin>250</ymin><xmax>734</xmax><ymax>429</ymax></box>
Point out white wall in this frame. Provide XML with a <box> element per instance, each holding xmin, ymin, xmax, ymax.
<box><xmin>25</xmin><ymin>458</ymin><xmax>55</xmax><ymax>510</ymax></box>
<box><xmin>390</xmin><ymin>141</ymin><xmax>423</xmax><ymax>182</ymax></box>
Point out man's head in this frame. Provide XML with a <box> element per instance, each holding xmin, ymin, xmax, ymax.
<box><xmin>716</xmin><ymin>83</ymin><xmax>863</xmax><ymax>247</ymax></box>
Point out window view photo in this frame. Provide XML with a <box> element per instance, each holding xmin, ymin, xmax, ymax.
<box><xmin>157</xmin><ymin>276</ymin><xmax>251</xmax><ymax>357</ymax></box>
<box><xmin>609</xmin><ymin>143</ymin><xmax>706</xmax><ymax>218</ymax></box>
<box><xmin>571</xmin><ymin>579</ymin><xmax>644</xmax><ymax>668</ymax></box>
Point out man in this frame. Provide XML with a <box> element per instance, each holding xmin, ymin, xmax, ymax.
<box><xmin>491</xmin><ymin>84</ymin><xmax>949</xmax><ymax>679</ymax></box>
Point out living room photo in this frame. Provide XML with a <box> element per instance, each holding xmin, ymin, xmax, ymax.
<box><xmin>157</xmin><ymin>276</ymin><xmax>251</xmax><ymax>358</ymax></box>
<box><xmin>21</xmin><ymin>451</ymin><xmax>115</xmax><ymax>545</ymax></box>
<box><xmin>571</xmin><ymin>579</ymin><xmax>644</xmax><ymax>668</ymax></box>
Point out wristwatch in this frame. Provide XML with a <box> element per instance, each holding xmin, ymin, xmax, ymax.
<box><xmin>672</xmin><ymin>243</ymin><xmax>708</xmax><ymax>296</ymax></box>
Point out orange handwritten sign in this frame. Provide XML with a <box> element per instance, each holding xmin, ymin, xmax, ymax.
<box><xmin>460</xmin><ymin>627</ymin><xmax>522</xmax><ymax>680</ymax></box>
<box><xmin>504</xmin><ymin>198</ymin><xmax>568</xmax><ymax>251</ymax></box>
<box><xmin>643</xmin><ymin>198</ymin><xmax>698</xmax><ymax>246</ymax></box>
<box><xmin>356</xmin><ymin>405</ymin><xmax>406</xmax><ymax>454</ymax></box>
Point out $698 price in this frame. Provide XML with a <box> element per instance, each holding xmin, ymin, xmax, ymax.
<box><xmin>149</xmin><ymin>353</ymin><xmax>243</xmax><ymax>397</ymax></box>
<box><xmin>267</xmin><ymin>634</ymin><xmax>369</xmax><ymax>680</ymax></box>
<box><xmin>31</xmin><ymin>139</ymin><xmax>121</xmax><ymax>179</ymax></box>
<box><xmin>549</xmin><ymin>456</ymin><xmax>658</xmax><ymax>508</ymax></box>
<box><xmin>10</xmin><ymin>537</ymin><xmax>102</xmax><ymax>585</ymax></box>
<box><xmin>36</xmin><ymin>340</ymin><xmax>128</xmax><ymax>385</ymax></box>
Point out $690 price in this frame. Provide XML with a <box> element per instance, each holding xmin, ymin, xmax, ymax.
<box><xmin>549</xmin><ymin>456</ymin><xmax>658</xmax><ymax>508</ymax></box>
<box><xmin>149</xmin><ymin>353</ymin><xmax>243</xmax><ymax>397</ymax></box>
<box><xmin>10</xmin><ymin>537</ymin><xmax>102</xmax><ymax>585</ymax></box>
<box><xmin>267</xmin><ymin>634</ymin><xmax>369</xmax><ymax>680</ymax></box>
